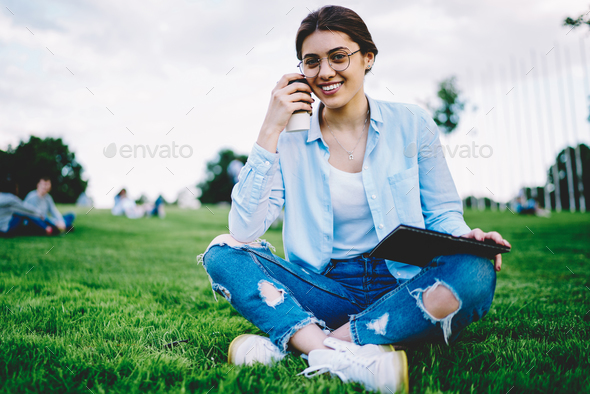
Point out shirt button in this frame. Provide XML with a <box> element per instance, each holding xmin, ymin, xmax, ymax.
<box><xmin>371</xmin><ymin>195</ymin><xmax>376</xmax><ymax>199</ymax></box>
<box><xmin>397</xmin><ymin>272</ymin><xmax>401</xmax><ymax>276</ymax></box>
<box><xmin>378</xmin><ymin>224</ymin><xmax>384</xmax><ymax>229</ymax></box>
<box><xmin>364</xmin><ymin>165</ymin><xmax>368</xmax><ymax>170</ymax></box>
<box><xmin>264</xmin><ymin>161</ymin><xmax>270</xmax><ymax>165</ymax></box>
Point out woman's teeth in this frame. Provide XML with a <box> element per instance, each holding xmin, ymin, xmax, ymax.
<box><xmin>321</xmin><ymin>82</ymin><xmax>342</xmax><ymax>91</ymax></box>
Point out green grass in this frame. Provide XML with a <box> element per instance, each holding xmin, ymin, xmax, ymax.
<box><xmin>1</xmin><ymin>206</ymin><xmax>588</xmax><ymax>393</ymax></box>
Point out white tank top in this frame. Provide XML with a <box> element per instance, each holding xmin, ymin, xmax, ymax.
<box><xmin>329</xmin><ymin>163</ymin><xmax>379</xmax><ymax>259</ymax></box>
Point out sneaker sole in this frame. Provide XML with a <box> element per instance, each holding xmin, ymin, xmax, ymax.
<box><xmin>399</xmin><ymin>350</ymin><xmax>409</xmax><ymax>394</ymax></box>
<box><xmin>228</xmin><ymin>334</ymin><xmax>256</xmax><ymax>365</ymax></box>
<box><xmin>376</xmin><ymin>345</ymin><xmax>410</xmax><ymax>392</ymax></box>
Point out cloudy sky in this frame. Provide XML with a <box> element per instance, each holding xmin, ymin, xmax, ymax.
<box><xmin>1</xmin><ymin>0</ymin><xmax>589</xmax><ymax>208</ymax></box>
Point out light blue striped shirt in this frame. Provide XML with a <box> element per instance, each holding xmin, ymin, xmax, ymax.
<box><xmin>228</xmin><ymin>93</ymin><xmax>471</xmax><ymax>280</ymax></box>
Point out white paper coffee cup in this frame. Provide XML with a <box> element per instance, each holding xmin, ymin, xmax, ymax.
<box><xmin>285</xmin><ymin>111</ymin><xmax>311</xmax><ymax>132</ymax></box>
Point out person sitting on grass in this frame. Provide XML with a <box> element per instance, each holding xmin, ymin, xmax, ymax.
<box><xmin>112</xmin><ymin>189</ymin><xmax>165</xmax><ymax>219</ymax></box>
<box><xmin>112</xmin><ymin>188</ymin><xmax>144</xmax><ymax>219</ymax></box>
<box><xmin>514</xmin><ymin>189</ymin><xmax>550</xmax><ymax>217</ymax></box>
<box><xmin>198</xmin><ymin>5</ymin><xmax>511</xmax><ymax>393</ymax></box>
<box><xmin>24</xmin><ymin>176</ymin><xmax>75</xmax><ymax>235</ymax></box>
<box><xmin>0</xmin><ymin>178</ymin><xmax>45</xmax><ymax>237</ymax></box>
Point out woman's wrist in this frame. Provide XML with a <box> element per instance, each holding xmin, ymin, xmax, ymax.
<box><xmin>256</xmin><ymin>125</ymin><xmax>281</xmax><ymax>154</ymax></box>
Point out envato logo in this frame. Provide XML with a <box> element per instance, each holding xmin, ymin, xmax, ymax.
<box><xmin>403</xmin><ymin>142</ymin><xmax>493</xmax><ymax>159</ymax></box>
<box><xmin>103</xmin><ymin>142</ymin><xmax>193</xmax><ymax>159</ymax></box>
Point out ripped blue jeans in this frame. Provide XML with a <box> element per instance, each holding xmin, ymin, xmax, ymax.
<box><xmin>199</xmin><ymin>238</ymin><xmax>496</xmax><ymax>353</ymax></box>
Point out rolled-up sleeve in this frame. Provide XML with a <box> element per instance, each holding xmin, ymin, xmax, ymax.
<box><xmin>228</xmin><ymin>142</ymin><xmax>285</xmax><ymax>242</ymax></box>
<box><xmin>417</xmin><ymin>109</ymin><xmax>471</xmax><ymax>237</ymax></box>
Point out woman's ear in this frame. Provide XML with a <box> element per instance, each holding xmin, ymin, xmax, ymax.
<box><xmin>365</xmin><ymin>52</ymin><xmax>375</xmax><ymax>69</ymax></box>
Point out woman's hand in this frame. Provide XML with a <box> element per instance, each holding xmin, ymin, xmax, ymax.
<box><xmin>260</xmin><ymin>73</ymin><xmax>314</xmax><ymax>136</ymax></box>
<box><xmin>460</xmin><ymin>228</ymin><xmax>511</xmax><ymax>272</ymax></box>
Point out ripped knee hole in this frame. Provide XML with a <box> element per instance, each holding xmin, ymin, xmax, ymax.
<box><xmin>408</xmin><ymin>280</ymin><xmax>463</xmax><ymax>345</ymax></box>
<box><xmin>422</xmin><ymin>283</ymin><xmax>460</xmax><ymax>319</ymax></box>
<box><xmin>258</xmin><ymin>280</ymin><xmax>285</xmax><ymax>307</ymax></box>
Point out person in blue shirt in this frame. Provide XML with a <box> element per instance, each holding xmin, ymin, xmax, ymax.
<box><xmin>23</xmin><ymin>176</ymin><xmax>75</xmax><ymax>235</ymax></box>
<box><xmin>199</xmin><ymin>5</ymin><xmax>511</xmax><ymax>392</ymax></box>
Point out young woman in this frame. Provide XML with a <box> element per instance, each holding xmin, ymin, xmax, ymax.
<box><xmin>199</xmin><ymin>5</ymin><xmax>510</xmax><ymax>393</ymax></box>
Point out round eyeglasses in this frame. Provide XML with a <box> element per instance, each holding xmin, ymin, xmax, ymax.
<box><xmin>297</xmin><ymin>49</ymin><xmax>361</xmax><ymax>78</ymax></box>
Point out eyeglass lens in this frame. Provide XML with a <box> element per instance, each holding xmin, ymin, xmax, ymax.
<box><xmin>300</xmin><ymin>50</ymin><xmax>350</xmax><ymax>77</ymax></box>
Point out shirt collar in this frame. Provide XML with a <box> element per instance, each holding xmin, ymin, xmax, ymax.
<box><xmin>306</xmin><ymin>93</ymin><xmax>383</xmax><ymax>143</ymax></box>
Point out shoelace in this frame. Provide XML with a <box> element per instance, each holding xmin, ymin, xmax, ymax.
<box><xmin>297</xmin><ymin>348</ymin><xmax>376</xmax><ymax>384</ymax></box>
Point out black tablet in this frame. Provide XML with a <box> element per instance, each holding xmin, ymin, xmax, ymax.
<box><xmin>368</xmin><ymin>224</ymin><xmax>511</xmax><ymax>267</ymax></box>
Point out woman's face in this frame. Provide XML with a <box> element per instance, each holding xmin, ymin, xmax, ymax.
<box><xmin>300</xmin><ymin>30</ymin><xmax>374</xmax><ymax>110</ymax></box>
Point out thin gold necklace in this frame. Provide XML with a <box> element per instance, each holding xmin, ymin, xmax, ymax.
<box><xmin>323</xmin><ymin>107</ymin><xmax>370</xmax><ymax>160</ymax></box>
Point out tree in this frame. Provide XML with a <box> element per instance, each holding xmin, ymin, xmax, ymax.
<box><xmin>197</xmin><ymin>149</ymin><xmax>247</xmax><ymax>204</ymax></box>
<box><xmin>547</xmin><ymin>144</ymin><xmax>590</xmax><ymax>211</ymax></box>
<box><xmin>428</xmin><ymin>76</ymin><xmax>465</xmax><ymax>134</ymax></box>
<box><xmin>564</xmin><ymin>10</ymin><xmax>590</xmax><ymax>31</ymax></box>
<box><xmin>0</xmin><ymin>136</ymin><xmax>87</xmax><ymax>203</ymax></box>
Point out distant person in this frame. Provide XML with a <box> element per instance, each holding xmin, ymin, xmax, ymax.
<box><xmin>112</xmin><ymin>189</ymin><xmax>144</xmax><ymax>218</ymax></box>
<box><xmin>24</xmin><ymin>176</ymin><xmax>75</xmax><ymax>234</ymax></box>
<box><xmin>152</xmin><ymin>196</ymin><xmax>166</xmax><ymax>218</ymax></box>
<box><xmin>0</xmin><ymin>179</ymin><xmax>46</xmax><ymax>236</ymax></box>
<box><xmin>76</xmin><ymin>192</ymin><xmax>93</xmax><ymax>207</ymax></box>
<box><xmin>112</xmin><ymin>189</ymin><xmax>165</xmax><ymax>218</ymax></box>
<box><xmin>515</xmin><ymin>190</ymin><xmax>550</xmax><ymax>217</ymax></box>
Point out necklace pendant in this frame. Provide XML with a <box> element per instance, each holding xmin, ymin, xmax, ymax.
<box><xmin>349</xmin><ymin>154</ymin><xmax>354</xmax><ymax>160</ymax></box>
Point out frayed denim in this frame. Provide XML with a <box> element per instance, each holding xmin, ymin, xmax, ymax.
<box><xmin>198</xmin><ymin>238</ymin><xmax>496</xmax><ymax>352</ymax></box>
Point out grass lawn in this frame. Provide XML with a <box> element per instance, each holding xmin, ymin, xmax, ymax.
<box><xmin>1</xmin><ymin>205</ymin><xmax>589</xmax><ymax>393</ymax></box>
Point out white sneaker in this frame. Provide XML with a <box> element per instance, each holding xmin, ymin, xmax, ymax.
<box><xmin>298</xmin><ymin>337</ymin><xmax>409</xmax><ymax>393</ymax></box>
<box><xmin>228</xmin><ymin>334</ymin><xmax>286</xmax><ymax>366</ymax></box>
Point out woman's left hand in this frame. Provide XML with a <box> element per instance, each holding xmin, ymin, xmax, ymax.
<box><xmin>460</xmin><ymin>228</ymin><xmax>511</xmax><ymax>272</ymax></box>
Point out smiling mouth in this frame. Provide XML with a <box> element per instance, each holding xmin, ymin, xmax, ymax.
<box><xmin>320</xmin><ymin>82</ymin><xmax>343</xmax><ymax>91</ymax></box>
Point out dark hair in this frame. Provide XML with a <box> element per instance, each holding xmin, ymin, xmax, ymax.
<box><xmin>295</xmin><ymin>5</ymin><xmax>378</xmax><ymax>76</ymax></box>
<box><xmin>38</xmin><ymin>175</ymin><xmax>51</xmax><ymax>182</ymax></box>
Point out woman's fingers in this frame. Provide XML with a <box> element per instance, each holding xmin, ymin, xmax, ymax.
<box><xmin>276</xmin><ymin>73</ymin><xmax>309</xmax><ymax>90</ymax></box>
<box><xmin>470</xmin><ymin>228</ymin><xmax>485</xmax><ymax>241</ymax></box>
<box><xmin>494</xmin><ymin>254</ymin><xmax>502</xmax><ymax>271</ymax></box>
<box><xmin>484</xmin><ymin>231</ymin><xmax>504</xmax><ymax>244</ymax></box>
<box><xmin>480</xmin><ymin>231</ymin><xmax>507</xmax><ymax>270</ymax></box>
<box><xmin>461</xmin><ymin>229</ymin><xmax>509</xmax><ymax>272</ymax></box>
<box><xmin>262</xmin><ymin>73</ymin><xmax>316</xmax><ymax>134</ymax></box>
<box><xmin>289</xmin><ymin>91</ymin><xmax>314</xmax><ymax>104</ymax></box>
<box><xmin>485</xmin><ymin>231</ymin><xmax>511</xmax><ymax>249</ymax></box>
<box><xmin>470</xmin><ymin>229</ymin><xmax>511</xmax><ymax>247</ymax></box>
<box><xmin>282</xmin><ymin>81</ymin><xmax>313</xmax><ymax>101</ymax></box>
